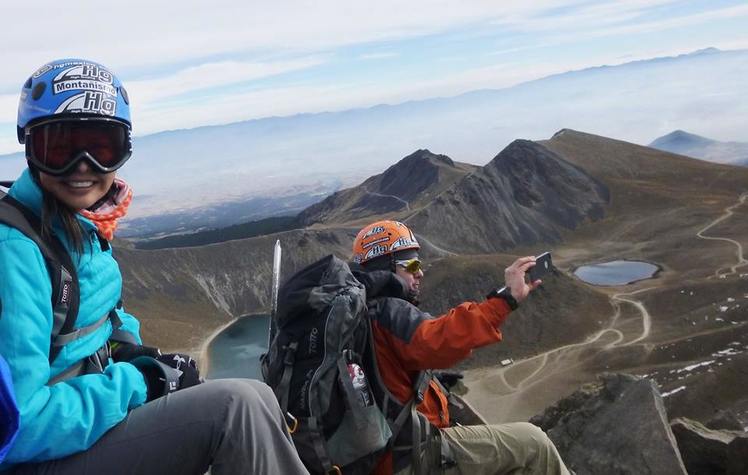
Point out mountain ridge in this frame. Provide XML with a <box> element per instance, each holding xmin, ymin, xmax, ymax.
<box><xmin>649</xmin><ymin>130</ymin><xmax>748</xmax><ymax>166</ymax></box>
<box><xmin>4</xmin><ymin>47</ymin><xmax>744</xmax><ymax>237</ymax></box>
<box><xmin>405</xmin><ymin>139</ymin><xmax>609</xmax><ymax>253</ymax></box>
<box><xmin>298</xmin><ymin>149</ymin><xmax>478</xmax><ymax>226</ymax></box>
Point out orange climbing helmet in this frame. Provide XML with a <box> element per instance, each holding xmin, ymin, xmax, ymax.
<box><xmin>352</xmin><ymin>220</ymin><xmax>420</xmax><ymax>265</ymax></box>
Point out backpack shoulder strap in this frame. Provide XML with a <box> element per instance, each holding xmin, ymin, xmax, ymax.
<box><xmin>0</xmin><ymin>194</ymin><xmax>80</xmax><ymax>365</ymax></box>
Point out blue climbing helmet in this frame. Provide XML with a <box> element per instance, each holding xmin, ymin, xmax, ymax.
<box><xmin>17</xmin><ymin>59</ymin><xmax>132</xmax><ymax>175</ymax></box>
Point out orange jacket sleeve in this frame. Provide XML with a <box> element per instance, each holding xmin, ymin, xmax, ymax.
<box><xmin>374</xmin><ymin>297</ymin><xmax>512</xmax><ymax>371</ymax></box>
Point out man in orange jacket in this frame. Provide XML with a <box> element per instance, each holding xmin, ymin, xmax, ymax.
<box><xmin>352</xmin><ymin>220</ymin><xmax>570</xmax><ymax>475</ymax></box>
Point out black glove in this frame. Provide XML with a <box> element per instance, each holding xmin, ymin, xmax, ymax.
<box><xmin>434</xmin><ymin>370</ymin><xmax>464</xmax><ymax>390</ymax></box>
<box><xmin>156</xmin><ymin>353</ymin><xmax>202</xmax><ymax>390</ymax></box>
<box><xmin>110</xmin><ymin>342</ymin><xmax>160</xmax><ymax>362</ymax></box>
<box><xmin>129</xmin><ymin>353</ymin><xmax>202</xmax><ymax>401</ymax></box>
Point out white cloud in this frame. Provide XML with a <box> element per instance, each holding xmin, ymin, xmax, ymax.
<box><xmin>1</xmin><ymin>0</ymin><xmax>746</xmax><ymax>154</ymax></box>
<box><xmin>127</xmin><ymin>56</ymin><xmax>328</xmax><ymax>104</ymax></box>
<box><xmin>0</xmin><ymin>94</ymin><xmax>17</xmax><ymax>127</ymax></box>
<box><xmin>358</xmin><ymin>52</ymin><xmax>399</xmax><ymax>60</ymax></box>
<box><xmin>0</xmin><ymin>1</ymin><xmax>590</xmax><ymax>88</ymax></box>
<box><xmin>574</xmin><ymin>3</ymin><xmax>748</xmax><ymax>40</ymax></box>
<box><xmin>131</xmin><ymin>59</ymin><xmax>578</xmax><ymax>135</ymax></box>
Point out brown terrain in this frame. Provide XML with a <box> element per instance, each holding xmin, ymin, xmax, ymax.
<box><xmin>115</xmin><ymin>128</ymin><xmax>748</xmax><ymax>430</ymax></box>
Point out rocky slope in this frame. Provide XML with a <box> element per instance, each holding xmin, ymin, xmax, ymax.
<box><xmin>298</xmin><ymin>149</ymin><xmax>477</xmax><ymax>225</ymax></box>
<box><xmin>405</xmin><ymin>139</ymin><xmax>609</xmax><ymax>253</ymax></box>
<box><xmin>116</xmin><ymin>228</ymin><xmax>356</xmax><ymax>351</ymax></box>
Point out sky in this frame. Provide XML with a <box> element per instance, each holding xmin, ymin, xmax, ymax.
<box><xmin>1</xmin><ymin>0</ymin><xmax>747</xmax><ymax>154</ymax></box>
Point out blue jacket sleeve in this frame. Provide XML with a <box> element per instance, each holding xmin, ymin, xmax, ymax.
<box><xmin>0</xmin><ymin>235</ymin><xmax>148</xmax><ymax>463</ymax></box>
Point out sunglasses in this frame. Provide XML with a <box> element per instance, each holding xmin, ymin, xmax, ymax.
<box><xmin>395</xmin><ymin>258</ymin><xmax>422</xmax><ymax>274</ymax></box>
<box><xmin>25</xmin><ymin>118</ymin><xmax>132</xmax><ymax>176</ymax></box>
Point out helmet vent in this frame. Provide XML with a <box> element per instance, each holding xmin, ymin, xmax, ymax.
<box><xmin>31</xmin><ymin>83</ymin><xmax>46</xmax><ymax>100</ymax></box>
<box><xmin>120</xmin><ymin>86</ymin><xmax>130</xmax><ymax>105</ymax></box>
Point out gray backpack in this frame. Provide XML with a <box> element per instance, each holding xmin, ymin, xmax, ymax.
<box><xmin>261</xmin><ymin>255</ymin><xmax>431</xmax><ymax>474</ymax></box>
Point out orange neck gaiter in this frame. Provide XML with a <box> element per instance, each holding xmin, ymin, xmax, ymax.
<box><xmin>79</xmin><ymin>178</ymin><xmax>133</xmax><ymax>241</ymax></box>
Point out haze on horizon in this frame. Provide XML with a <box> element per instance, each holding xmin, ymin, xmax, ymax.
<box><xmin>1</xmin><ymin>0</ymin><xmax>748</xmax><ymax>155</ymax></box>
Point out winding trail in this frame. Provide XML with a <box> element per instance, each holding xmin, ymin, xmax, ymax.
<box><xmin>696</xmin><ymin>192</ymin><xmax>748</xmax><ymax>277</ymax></box>
<box><xmin>362</xmin><ymin>186</ymin><xmax>411</xmax><ymax>211</ymax></box>
<box><xmin>416</xmin><ymin>235</ymin><xmax>458</xmax><ymax>257</ymax></box>
<box><xmin>612</xmin><ymin>286</ymin><xmax>655</xmax><ymax>346</ymax></box>
<box><xmin>466</xmin><ymin>191</ymin><xmax>748</xmax><ymax>408</ymax></box>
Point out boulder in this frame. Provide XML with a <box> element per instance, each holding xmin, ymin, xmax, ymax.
<box><xmin>670</xmin><ymin>418</ymin><xmax>733</xmax><ymax>474</ymax></box>
<box><xmin>530</xmin><ymin>373</ymin><xmax>687</xmax><ymax>475</ymax></box>
<box><xmin>726</xmin><ymin>433</ymin><xmax>748</xmax><ymax>475</ymax></box>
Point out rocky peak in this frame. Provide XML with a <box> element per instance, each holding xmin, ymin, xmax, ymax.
<box><xmin>650</xmin><ymin>130</ymin><xmax>714</xmax><ymax>149</ymax></box>
<box><xmin>375</xmin><ymin>149</ymin><xmax>456</xmax><ymax>201</ymax></box>
<box><xmin>405</xmin><ymin>139</ymin><xmax>609</xmax><ymax>253</ymax></box>
<box><xmin>297</xmin><ymin>149</ymin><xmax>472</xmax><ymax>226</ymax></box>
<box><xmin>530</xmin><ymin>373</ymin><xmax>688</xmax><ymax>474</ymax></box>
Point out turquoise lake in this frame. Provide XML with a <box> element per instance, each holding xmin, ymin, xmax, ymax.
<box><xmin>573</xmin><ymin>260</ymin><xmax>660</xmax><ymax>286</ymax></box>
<box><xmin>206</xmin><ymin>314</ymin><xmax>269</xmax><ymax>380</ymax></box>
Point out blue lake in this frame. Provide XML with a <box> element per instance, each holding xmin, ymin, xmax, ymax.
<box><xmin>206</xmin><ymin>314</ymin><xmax>269</xmax><ymax>380</ymax></box>
<box><xmin>573</xmin><ymin>260</ymin><xmax>660</xmax><ymax>286</ymax></box>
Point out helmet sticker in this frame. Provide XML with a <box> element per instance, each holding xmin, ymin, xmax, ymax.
<box><xmin>362</xmin><ymin>225</ymin><xmax>385</xmax><ymax>239</ymax></box>
<box><xmin>362</xmin><ymin>236</ymin><xmax>389</xmax><ymax>249</ymax></box>
<box><xmin>53</xmin><ymin>64</ymin><xmax>117</xmax><ymax>96</ymax></box>
<box><xmin>364</xmin><ymin>245</ymin><xmax>388</xmax><ymax>261</ymax></box>
<box><xmin>32</xmin><ymin>64</ymin><xmax>53</xmax><ymax>79</ymax></box>
<box><xmin>390</xmin><ymin>236</ymin><xmax>418</xmax><ymax>251</ymax></box>
<box><xmin>54</xmin><ymin>91</ymin><xmax>116</xmax><ymax>116</ymax></box>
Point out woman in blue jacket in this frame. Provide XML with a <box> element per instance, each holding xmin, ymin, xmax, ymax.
<box><xmin>0</xmin><ymin>59</ymin><xmax>308</xmax><ymax>474</ymax></box>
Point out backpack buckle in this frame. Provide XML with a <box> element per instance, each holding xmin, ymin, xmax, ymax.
<box><xmin>285</xmin><ymin>412</ymin><xmax>298</xmax><ymax>434</ymax></box>
<box><xmin>283</xmin><ymin>342</ymin><xmax>298</xmax><ymax>365</ymax></box>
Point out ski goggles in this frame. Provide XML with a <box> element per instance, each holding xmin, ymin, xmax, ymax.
<box><xmin>25</xmin><ymin>118</ymin><xmax>132</xmax><ymax>176</ymax></box>
<box><xmin>395</xmin><ymin>258</ymin><xmax>422</xmax><ymax>274</ymax></box>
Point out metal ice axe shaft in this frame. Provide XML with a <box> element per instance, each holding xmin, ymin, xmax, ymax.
<box><xmin>267</xmin><ymin>239</ymin><xmax>282</xmax><ymax>347</ymax></box>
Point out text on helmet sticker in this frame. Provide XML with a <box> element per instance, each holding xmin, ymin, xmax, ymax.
<box><xmin>53</xmin><ymin>65</ymin><xmax>117</xmax><ymax>96</ymax></box>
<box><xmin>362</xmin><ymin>225</ymin><xmax>385</xmax><ymax>239</ymax></box>
<box><xmin>390</xmin><ymin>236</ymin><xmax>418</xmax><ymax>251</ymax></box>
<box><xmin>54</xmin><ymin>91</ymin><xmax>116</xmax><ymax>116</ymax></box>
<box><xmin>364</xmin><ymin>245</ymin><xmax>388</xmax><ymax>261</ymax></box>
<box><xmin>362</xmin><ymin>236</ymin><xmax>389</xmax><ymax>249</ymax></box>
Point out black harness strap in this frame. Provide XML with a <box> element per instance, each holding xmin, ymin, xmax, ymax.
<box><xmin>276</xmin><ymin>341</ymin><xmax>298</xmax><ymax>413</ymax></box>
<box><xmin>0</xmin><ymin>193</ymin><xmax>80</xmax><ymax>366</ymax></box>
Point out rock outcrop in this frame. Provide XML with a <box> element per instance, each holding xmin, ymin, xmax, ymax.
<box><xmin>670</xmin><ymin>417</ymin><xmax>748</xmax><ymax>475</ymax></box>
<box><xmin>530</xmin><ymin>373</ymin><xmax>687</xmax><ymax>475</ymax></box>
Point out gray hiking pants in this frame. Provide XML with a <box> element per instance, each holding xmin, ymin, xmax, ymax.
<box><xmin>440</xmin><ymin>422</ymin><xmax>570</xmax><ymax>475</ymax></box>
<box><xmin>396</xmin><ymin>422</ymin><xmax>569</xmax><ymax>475</ymax></box>
<box><xmin>10</xmin><ymin>379</ymin><xmax>309</xmax><ymax>475</ymax></box>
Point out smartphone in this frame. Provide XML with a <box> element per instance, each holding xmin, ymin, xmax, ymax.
<box><xmin>528</xmin><ymin>252</ymin><xmax>553</xmax><ymax>282</ymax></box>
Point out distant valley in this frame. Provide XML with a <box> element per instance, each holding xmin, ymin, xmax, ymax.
<box><xmin>115</xmin><ymin>128</ymin><xmax>748</xmax><ymax>433</ymax></box>
<box><xmin>2</xmin><ymin>48</ymin><xmax>746</xmax><ymax>239</ymax></box>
